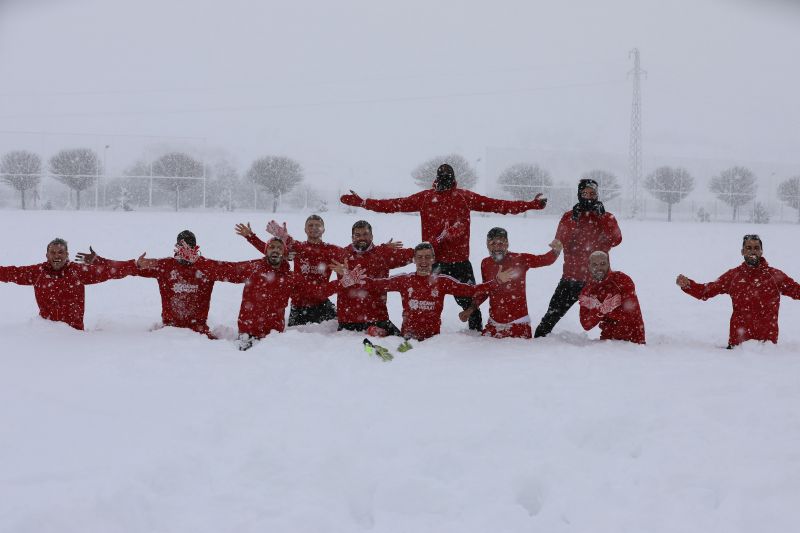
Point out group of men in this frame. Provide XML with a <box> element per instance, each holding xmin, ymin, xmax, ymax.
<box><xmin>1</xmin><ymin>163</ymin><xmax>799</xmax><ymax>350</ymax></box>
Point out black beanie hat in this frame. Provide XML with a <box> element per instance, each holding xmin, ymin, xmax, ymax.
<box><xmin>486</xmin><ymin>227</ymin><xmax>508</xmax><ymax>241</ymax></box>
<box><xmin>434</xmin><ymin>164</ymin><xmax>456</xmax><ymax>190</ymax></box>
<box><xmin>176</xmin><ymin>230</ymin><xmax>196</xmax><ymax>247</ymax></box>
<box><xmin>578</xmin><ymin>178</ymin><xmax>599</xmax><ymax>194</ymax></box>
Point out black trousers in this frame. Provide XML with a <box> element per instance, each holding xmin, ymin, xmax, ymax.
<box><xmin>288</xmin><ymin>299</ymin><xmax>337</xmax><ymax>327</ymax></box>
<box><xmin>534</xmin><ymin>278</ymin><xmax>586</xmax><ymax>338</ymax></box>
<box><xmin>338</xmin><ymin>320</ymin><xmax>402</xmax><ymax>337</ymax></box>
<box><xmin>434</xmin><ymin>260</ymin><xmax>483</xmax><ymax>332</ymax></box>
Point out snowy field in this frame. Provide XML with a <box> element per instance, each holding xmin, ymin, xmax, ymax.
<box><xmin>1</xmin><ymin>208</ymin><xmax>800</xmax><ymax>533</ymax></box>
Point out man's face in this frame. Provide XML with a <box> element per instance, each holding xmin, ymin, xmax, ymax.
<box><xmin>580</xmin><ymin>187</ymin><xmax>598</xmax><ymax>201</ymax></box>
<box><xmin>266</xmin><ymin>241</ymin><xmax>284</xmax><ymax>266</ymax></box>
<box><xmin>487</xmin><ymin>237</ymin><xmax>509</xmax><ymax>263</ymax></box>
<box><xmin>589</xmin><ymin>253</ymin><xmax>610</xmax><ymax>281</ymax></box>
<box><xmin>46</xmin><ymin>244</ymin><xmax>69</xmax><ymax>271</ymax></box>
<box><xmin>742</xmin><ymin>239</ymin><xmax>763</xmax><ymax>266</ymax></box>
<box><xmin>351</xmin><ymin>227</ymin><xmax>373</xmax><ymax>251</ymax></box>
<box><xmin>414</xmin><ymin>248</ymin><xmax>435</xmax><ymax>275</ymax></box>
<box><xmin>305</xmin><ymin>219</ymin><xmax>325</xmax><ymax>241</ymax></box>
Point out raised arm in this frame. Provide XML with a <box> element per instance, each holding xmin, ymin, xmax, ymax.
<box><xmin>465</xmin><ymin>190</ymin><xmax>547</xmax><ymax>214</ymax></box>
<box><xmin>523</xmin><ymin>241</ymin><xmax>561</xmax><ymax>269</ymax></box>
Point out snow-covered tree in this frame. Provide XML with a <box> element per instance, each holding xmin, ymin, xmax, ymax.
<box><xmin>151</xmin><ymin>152</ymin><xmax>204</xmax><ymax>211</ymax></box>
<box><xmin>209</xmin><ymin>159</ymin><xmax>239</xmax><ymax>211</ymax></box>
<box><xmin>247</xmin><ymin>156</ymin><xmax>303</xmax><ymax>213</ymax></box>
<box><xmin>49</xmin><ymin>148</ymin><xmax>99</xmax><ymax>210</ymax></box>
<box><xmin>497</xmin><ymin>163</ymin><xmax>552</xmax><ymax>203</ymax></box>
<box><xmin>411</xmin><ymin>154</ymin><xmax>478</xmax><ymax>190</ymax></box>
<box><xmin>748</xmin><ymin>201</ymin><xmax>770</xmax><ymax>224</ymax></box>
<box><xmin>777</xmin><ymin>176</ymin><xmax>800</xmax><ymax>223</ymax></box>
<box><xmin>710</xmin><ymin>166</ymin><xmax>757</xmax><ymax>221</ymax></box>
<box><xmin>580</xmin><ymin>169</ymin><xmax>622</xmax><ymax>202</ymax></box>
<box><xmin>643</xmin><ymin>166</ymin><xmax>694</xmax><ymax>222</ymax></box>
<box><xmin>1</xmin><ymin>150</ymin><xmax>41</xmax><ymax>209</ymax></box>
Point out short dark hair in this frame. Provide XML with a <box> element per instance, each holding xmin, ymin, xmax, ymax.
<box><xmin>47</xmin><ymin>237</ymin><xmax>68</xmax><ymax>251</ymax></box>
<box><xmin>486</xmin><ymin>227</ymin><xmax>508</xmax><ymax>241</ymax></box>
<box><xmin>176</xmin><ymin>230</ymin><xmax>196</xmax><ymax>247</ymax></box>
<box><xmin>743</xmin><ymin>234</ymin><xmax>763</xmax><ymax>248</ymax></box>
<box><xmin>306</xmin><ymin>214</ymin><xmax>324</xmax><ymax>225</ymax></box>
<box><xmin>352</xmin><ymin>220</ymin><xmax>372</xmax><ymax>233</ymax></box>
<box><xmin>414</xmin><ymin>242</ymin><xmax>435</xmax><ymax>255</ymax></box>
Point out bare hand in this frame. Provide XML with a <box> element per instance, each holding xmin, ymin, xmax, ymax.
<box><xmin>676</xmin><ymin>274</ymin><xmax>690</xmax><ymax>289</ymax></box>
<box><xmin>330</xmin><ymin>259</ymin><xmax>347</xmax><ymax>276</ymax></box>
<box><xmin>549</xmin><ymin>239</ymin><xmax>563</xmax><ymax>256</ymax></box>
<box><xmin>136</xmin><ymin>253</ymin><xmax>158</xmax><ymax>269</ymax></box>
<box><xmin>495</xmin><ymin>266</ymin><xmax>515</xmax><ymax>284</ymax></box>
<box><xmin>76</xmin><ymin>246</ymin><xmax>97</xmax><ymax>265</ymax></box>
<box><xmin>579</xmin><ymin>295</ymin><xmax>602</xmax><ymax>310</ymax></box>
<box><xmin>458</xmin><ymin>307</ymin><xmax>476</xmax><ymax>322</ymax></box>
<box><xmin>266</xmin><ymin>220</ymin><xmax>289</xmax><ymax>240</ymax></box>
<box><xmin>383</xmin><ymin>238</ymin><xmax>404</xmax><ymax>249</ymax></box>
<box><xmin>599</xmin><ymin>294</ymin><xmax>622</xmax><ymax>315</ymax></box>
<box><xmin>234</xmin><ymin>222</ymin><xmax>254</xmax><ymax>238</ymax></box>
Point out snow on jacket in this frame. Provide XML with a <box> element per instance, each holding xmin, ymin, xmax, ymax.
<box><xmin>475</xmin><ymin>250</ymin><xmax>558</xmax><ymax>324</ymax></box>
<box><xmin>681</xmin><ymin>258</ymin><xmax>800</xmax><ymax>346</ymax></box>
<box><xmin>353</xmin><ymin>187</ymin><xmax>545</xmax><ymax>263</ymax></box>
<box><xmin>245</xmin><ymin>233</ymin><xmax>346</xmax><ymax>307</ymax></box>
<box><xmin>0</xmin><ymin>258</ymin><xmax>137</xmax><ymax>330</ymax></box>
<box><xmin>336</xmin><ymin>243</ymin><xmax>414</xmax><ymax>324</ymax></box>
<box><xmin>220</xmin><ymin>259</ymin><xmax>339</xmax><ymax>338</ymax></box>
<box><xmin>555</xmin><ymin>210</ymin><xmax>622</xmax><ymax>281</ymax></box>
<box><xmin>136</xmin><ymin>256</ymin><xmax>245</xmax><ymax>334</ymax></box>
<box><xmin>366</xmin><ymin>273</ymin><xmax>497</xmax><ymax>340</ymax></box>
<box><xmin>579</xmin><ymin>270</ymin><xmax>646</xmax><ymax>344</ymax></box>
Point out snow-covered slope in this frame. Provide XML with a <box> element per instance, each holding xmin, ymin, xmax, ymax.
<box><xmin>1</xmin><ymin>209</ymin><xmax>799</xmax><ymax>532</ymax></box>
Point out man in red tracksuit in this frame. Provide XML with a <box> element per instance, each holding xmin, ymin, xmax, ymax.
<box><xmin>235</xmin><ymin>215</ymin><xmax>346</xmax><ymax>326</ymax></box>
<box><xmin>459</xmin><ymin>227</ymin><xmax>562</xmax><ymax>339</ymax></box>
<box><xmin>0</xmin><ymin>237</ymin><xmax>139</xmax><ymax>330</ymax></box>
<box><xmin>578</xmin><ymin>251</ymin><xmax>645</xmax><ymax>344</ymax></box>
<box><xmin>340</xmin><ymin>163</ymin><xmax>547</xmax><ymax>332</ymax></box>
<box><xmin>677</xmin><ymin>235</ymin><xmax>800</xmax><ymax>348</ymax></box>
<box><xmin>361</xmin><ymin>242</ymin><xmax>511</xmax><ymax>341</ymax></box>
<box><xmin>534</xmin><ymin>178</ymin><xmax>622</xmax><ymax>338</ymax></box>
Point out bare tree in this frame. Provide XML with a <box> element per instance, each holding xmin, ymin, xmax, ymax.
<box><xmin>151</xmin><ymin>152</ymin><xmax>204</xmax><ymax>211</ymax></box>
<box><xmin>643</xmin><ymin>166</ymin><xmax>694</xmax><ymax>222</ymax></box>
<box><xmin>49</xmin><ymin>148</ymin><xmax>99</xmax><ymax>210</ymax></box>
<box><xmin>209</xmin><ymin>159</ymin><xmax>239</xmax><ymax>211</ymax></box>
<box><xmin>710</xmin><ymin>166</ymin><xmax>757</xmax><ymax>221</ymax></box>
<box><xmin>497</xmin><ymin>163</ymin><xmax>552</xmax><ymax>200</ymax></box>
<box><xmin>580</xmin><ymin>169</ymin><xmax>622</xmax><ymax>202</ymax></box>
<box><xmin>247</xmin><ymin>156</ymin><xmax>303</xmax><ymax>213</ymax></box>
<box><xmin>777</xmin><ymin>176</ymin><xmax>800</xmax><ymax>223</ymax></box>
<box><xmin>1</xmin><ymin>150</ymin><xmax>41</xmax><ymax>209</ymax></box>
<box><xmin>411</xmin><ymin>153</ymin><xmax>478</xmax><ymax>190</ymax></box>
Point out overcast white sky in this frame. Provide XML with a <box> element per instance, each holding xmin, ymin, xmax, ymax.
<box><xmin>1</xmin><ymin>0</ymin><xmax>798</xmax><ymax>190</ymax></box>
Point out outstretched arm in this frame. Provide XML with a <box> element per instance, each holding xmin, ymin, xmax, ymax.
<box><xmin>76</xmin><ymin>256</ymin><xmax>140</xmax><ymax>285</ymax></box>
<box><xmin>465</xmin><ymin>190</ymin><xmax>547</xmax><ymax>214</ymax></box>
<box><xmin>599</xmin><ymin>213</ymin><xmax>622</xmax><ymax>249</ymax></box>
<box><xmin>235</xmin><ymin>222</ymin><xmax>270</xmax><ymax>255</ymax></box>
<box><xmin>776</xmin><ymin>269</ymin><xmax>800</xmax><ymax>300</ymax></box>
<box><xmin>0</xmin><ymin>264</ymin><xmax>42</xmax><ymax>285</ymax></box>
<box><xmin>341</xmin><ymin>190</ymin><xmax>424</xmax><ymax>213</ymax></box>
<box><xmin>676</xmin><ymin>271</ymin><xmax>731</xmax><ymax>300</ymax></box>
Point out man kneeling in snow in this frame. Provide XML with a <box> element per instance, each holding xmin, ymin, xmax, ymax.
<box><xmin>578</xmin><ymin>251</ymin><xmax>645</xmax><ymax>344</ymax></box>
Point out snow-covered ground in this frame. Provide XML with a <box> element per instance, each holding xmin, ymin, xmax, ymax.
<box><xmin>1</xmin><ymin>208</ymin><xmax>799</xmax><ymax>533</ymax></box>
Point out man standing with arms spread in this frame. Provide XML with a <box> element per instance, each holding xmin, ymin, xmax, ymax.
<box><xmin>340</xmin><ymin>163</ymin><xmax>547</xmax><ymax>332</ymax></box>
<box><xmin>676</xmin><ymin>235</ymin><xmax>800</xmax><ymax>348</ymax></box>
<box><xmin>578</xmin><ymin>251</ymin><xmax>645</xmax><ymax>344</ymax></box>
<box><xmin>235</xmin><ymin>215</ymin><xmax>345</xmax><ymax>326</ymax></box>
<box><xmin>0</xmin><ymin>238</ymin><xmax>140</xmax><ymax>330</ymax></box>
<box><xmin>534</xmin><ymin>178</ymin><xmax>622</xmax><ymax>338</ymax></box>
<box><xmin>459</xmin><ymin>227</ymin><xmax>562</xmax><ymax>339</ymax></box>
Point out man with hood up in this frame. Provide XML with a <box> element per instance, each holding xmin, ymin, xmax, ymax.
<box><xmin>340</xmin><ymin>163</ymin><xmax>547</xmax><ymax>332</ymax></box>
<box><xmin>534</xmin><ymin>178</ymin><xmax>622</xmax><ymax>338</ymax></box>
<box><xmin>676</xmin><ymin>235</ymin><xmax>800</xmax><ymax>348</ymax></box>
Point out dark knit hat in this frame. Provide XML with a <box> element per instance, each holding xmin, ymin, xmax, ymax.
<box><xmin>434</xmin><ymin>163</ymin><xmax>456</xmax><ymax>191</ymax></box>
<box><xmin>578</xmin><ymin>178</ymin><xmax>599</xmax><ymax>194</ymax></box>
<box><xmin>176</xmin><ymin>230</ymin><xmax>196</xmax><ymax>248</ymax></box>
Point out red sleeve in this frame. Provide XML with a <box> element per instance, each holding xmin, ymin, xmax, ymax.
<box><xmin>290</xmin><ymin>274</ymin><xmax>339</xmax><ymax>300</ymax></box>
<box><xmin>76</xmin><ymin>258</ymin><xmax>137</xmax><ymax>285</ymax></box>
<box><xmin>464</xmin><ymin>190</ymin><xmax>545</xmax><ymax>214</ymax></box>
<box><xmin>364</xmin><ymin>275</ymin><xmax>408</xmax><ymax>294</ymax></box>
<box><xmin>774</xmin><ymin>269</ymin><xmax>800</xmax><ymax>300</ymax></box>
<box><xmin>379</xmin><ymin>245</ymin><xmax>414</xmax><ymax>269</ymax></box>
<box><xmin>682</xmin><ymin>270</ymin><xmax>734</xmax><ymax>300</ymax></box>
<box><xmin>605</xmin><ymin>273</ymin><xmax>637</xmax><ymax>321</ymax></box>
<box><xmin>555</xmin><ymin>213</ymin><xmax>572</xmax><ymax>243</ymax></box>
<box><xmin>363</xmin><ymin>191</ymin><xmax>425</xmax><ymax>213</ymax></box>
<box><xmin>600</xmin><ymin>213</ymin><xmax>622</xmax><ymax>248</ymax></box>
<box><xmin>579</xmin><ymin>285</ymin><xmax>602</xmax><ymax>331</ymax></box>
<box><xmin>135</xmin><ymin>257</ymin><xmax>170</xmax><ymax>279</ymax></box>
<box><xmin>0</xmin><ymin>264</ymin><xmax>42</xmax><ymax>285</ymax></box>
<box><xmin>440</xmin><ymin>276</ymin><xmax>496</xmax><ymax>298</ymax></box>
<box><xmin>523</xmin><ymin>249</ymin><xmax>558</xmax><ymax>269</ymax></box>
<box><xmin>193</xmin><ymin>257</ymin><xmax>252</xmax><ymax>282</ymax></box>
<box><xmin>471</xmin><ymin>260</ymin><xmax>491</xmax><ymax>307</ymax></box>
<box><xmin>245</xmin><ymin>234</ymin><xmax>268</xmax><ymax>255</ymax></box>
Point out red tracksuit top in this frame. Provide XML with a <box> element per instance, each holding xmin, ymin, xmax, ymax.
<box><xmin>579</xmin><ymin>270</ymin><xmax>646</xmax><ymax>344</ymax></box>
<box><xmin>362</xmin><ymin>187</ymin><xmax>545</xmax><ymax>263</ymax></box>
<box><xmin>475</xmin><ymin>250</ymin><xmax>559</xmax><ymax>324</ymax></box>
<box><xmin>220</xmin><ymin>259</ymin><xmax>338</xmax><ymax>338</ymax></box>
<box><xmin>135</xmin><ymin>256</ymin><xmax>241</xmax><ymax>334</ymax></box>
<box><xmin>0</xmin><ymin>258</ymin><xmax>137</xmax><ymax>330</ymax></box>
<box><xmin>245</xmin><ymin>234</ymin><xmax>346</xmax><ymax>307</ymax></box>
<box><xmin>367</xmin><ymin>273</ymin><xmax>496</xmax><ymax>340</ymax></box>
<box><xmin>336</xmin><ymin>243</ymin><xmax>414</xmax><ymax>324</ymax></box>
<box><xmin>555</xmin><ymin>211</ymin><xmax>622</xmax><ymax>281</ymax></box>
<box><xmin>682</xmin><ymin>258</ymin><xmax>800</xmax><ymax>346</ymax></box>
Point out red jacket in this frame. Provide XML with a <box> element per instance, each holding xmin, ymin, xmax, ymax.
<box><xmin>682</xmin><ymin>258</ymin><xmax>800</xmax><ymax>346</ymax></box>
<box><xmin>555</xmin><ymin>211</ymin><xmax>622</xmax><ymax>281</ymax></box>
<box><xmin>245</xmin><ymin>234</ymin><xmax>346</xmax><ymax>307</ymax></box>
<box><xmin>136</xmin><ymin>257</ymin><xmax>240</xmax><ymax>334</ymax></box>
<box><xmin>221</xmin><ymin>259</ymin><xmax>338</xmax><ymax>338</ymax></box>
<box><xmin>475</xmin><ymin>250</ymin><xmax>558</xmax><ymax>324</ymax></box>
<box><xmin>0</xmin><ymin>258</ymin><xmax>137</xmax><ymax>330</ymax></box>
<box><xmin>368</xmin><ymin>273</ymin><xmax>496</xmax><ymax>340</ymax></box>
<box><xmin>336</xmin><ymin>243</ymin><xmax>414</xmax><ymax>324</ymax></box>
<box><xmin>579</xmin><ymin>270</ymin><xmax>645</xmax><ymax>344</ymax></box>
<box><xmin>357</xmin><ymin>188</ymin><xmax>545</xmax><ymax>263</ymax></box>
